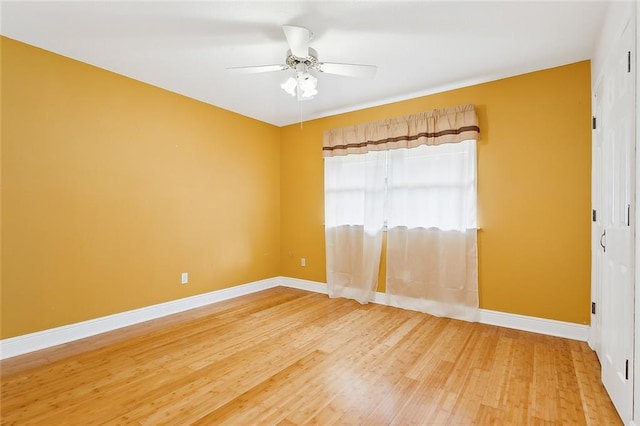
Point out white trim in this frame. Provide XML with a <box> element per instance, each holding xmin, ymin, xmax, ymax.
<box><xmin>0</xmin><ymin>277</ymin><xmax>279</xmax><ymax>360</ymax></box>
<box><xmin>635</xmin><ymin>9</ymin><xmax>639</xmax><ymax>425</ymax></box>
<box><xmin>278</xmin><ymin>278</ymin><xmax>589</xmax><ymax>341</ymax></box>
<box><xmin>479</xmin><ymin>309</ymin><xmax>589</xmax><ymax>341</ymax></box>
<box><xmin>279</xmin><ymin>277</ymin><xmax>327</xmax><ymax>294</ymax></box>
<box><xmin>1</xmin><ymin>276</ymin><xmax>590</xmax><ymax>360</ymax></box>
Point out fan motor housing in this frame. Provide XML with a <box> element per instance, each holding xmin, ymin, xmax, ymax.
<box><xmin>285</xmin><ymin>48</ymin><xmax>321</xmax><ymax>71</ymax></box>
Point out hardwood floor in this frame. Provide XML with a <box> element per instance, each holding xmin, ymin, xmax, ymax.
<box><xmin>1</xmin><ymin>287</ymin><xmax>621</xmax><ymax>425</ymax></box>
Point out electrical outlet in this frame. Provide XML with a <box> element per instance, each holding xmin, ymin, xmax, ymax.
<box><xmin>300</xmin><ymin>258</ymin><xmax>306</xmax><ymax>267</ymax></box>
<box><xmin>181</xmin><ymin>272</ymin><xmax>188</xmax><ymax>284</ymax></box>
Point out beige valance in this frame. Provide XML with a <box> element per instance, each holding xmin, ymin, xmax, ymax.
<box><xmin>322</xmin><ymin>104</ymin><xmax>479</xmax><ymax>157</ymax></box>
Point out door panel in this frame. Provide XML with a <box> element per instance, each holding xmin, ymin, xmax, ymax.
<box><xmin>597</xmin><ymin>19</ymin><xmax>635</xmax><ymax>423</ymax></box>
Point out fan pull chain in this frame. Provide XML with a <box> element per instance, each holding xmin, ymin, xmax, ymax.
<box><xmin>299</xmin><ymin>99</ymin><xmax>303</xmax><ymax>129</ymax></box>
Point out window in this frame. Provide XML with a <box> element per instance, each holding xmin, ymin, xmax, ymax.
<box><xmin>325</xmin><ymin>140</ymin><xmax>477</xmax><ymax>232</ymax></box>
<box><xmin>324</xmin><ymin>150</ymin><xmax>385</xmax><ymax>229</ymax></box>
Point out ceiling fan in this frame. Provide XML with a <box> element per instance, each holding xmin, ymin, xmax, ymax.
<box><xmin>227</xmin><ymin>25</ymin><xmax>377</xmax><ymax>101</ymax></box>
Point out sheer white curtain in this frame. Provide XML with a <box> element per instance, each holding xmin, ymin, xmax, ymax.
<box><xmin>323</xmin><ymin>104</ymin><xmax>480</xmax><ymax>319</ymax></box>
<box><xmin>385</xmin><ymin>141</ymin><xmax>479</xmax><ymax>321</ymax></box>
<box><xmin>324</xmin><ymin>151</ymin><xmax>386</xmax><ymax>303</ymax></box>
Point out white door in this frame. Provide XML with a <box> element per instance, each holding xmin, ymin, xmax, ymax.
<box><xmin>595</xmin><ymin>18</ymin><xmax>635</xmax><ymax>423</ymax></box>
<box><xmin>590</xmin><ymin>81</ymin><xmax>604</xmax><ymax>356</ymax></box>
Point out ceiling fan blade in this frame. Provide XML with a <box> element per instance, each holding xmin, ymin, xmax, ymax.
<box><xmin>227</xmin><ymin>64</ymin><xmax>288</xmax><ymax>74</ymax></box>
<box><xmin>282</xmin><ymin>25</ymin><xmax>310</xmax><ymax>58</ymax></box>
<box><xmin>319</xmin><ymin>62</ymin><xmax>377</xmax><ymax>79</ymax></box>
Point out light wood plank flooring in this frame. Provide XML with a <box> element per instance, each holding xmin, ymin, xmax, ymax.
<box><xmin>1</xmin><ymin>287</ymin><xmax>621</xmax><ymax>425</ymax></box>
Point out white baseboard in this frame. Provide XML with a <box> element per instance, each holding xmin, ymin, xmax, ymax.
<box><xmin>478</xmin><ymin>309</ymin><xmax>589</xmax><ymax>341</ymax></box>
<box><xmin>0</xmin><ymin>277</ymin><xmax>280</xmax><ymax>360</ymax></box>
<box><xmin>0</xmin><ymin>276</ymin><xmax>590</xmax><ymax>360</ymax></box>
<box><xmin>278</xmin><ymin>278</ymin><xmax>589</xmax><ymax>341</ymax></box>
<box><xmin>280</xmin><ymin>276</ymin><xmax>327</xmax><ymax>294</ymax></box>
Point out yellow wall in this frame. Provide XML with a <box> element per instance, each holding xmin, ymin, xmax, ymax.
<box><xmin>1</xmin><ymin>37</ymin><xmax>281</xmax><ymax>338</ymax></box>
<box><xmin>1</xmin><ymin>35</ymin><xmax>591</xmax><ymax>338</ymax></box>
<box><xmin>281</xmin><ymin>61</ymin><xmax>592</xmax><ymax>324</ymax></box>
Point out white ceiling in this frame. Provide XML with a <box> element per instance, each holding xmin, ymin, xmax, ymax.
<box><xmin>1</xmin><ymin>1</ymin><xmax>609</xmax><ymax>127</ymax></box>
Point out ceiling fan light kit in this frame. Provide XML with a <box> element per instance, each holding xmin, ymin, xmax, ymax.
<box><xmin>228</xmin><ymin>25</ymin><xmax>377</xmax><ymax>102</ymax></box>
<box><xmin>281</xmin><ymin>74</ymin><xmax>318</xmax><ymax>100</ymax></box>
<box><xmin>281</xmin><ymin>60</ymin><xmax>318</xmax><ymax>100</ymax></box>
